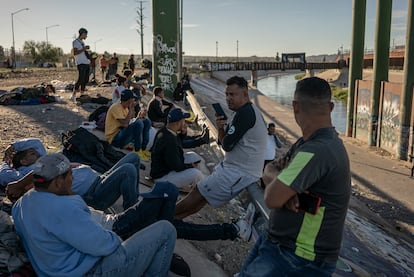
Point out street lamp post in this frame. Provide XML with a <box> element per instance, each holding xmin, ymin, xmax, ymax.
<box><xmin>11</xmin><ymin>8</ymin><xmax>29</xmax><ymax>68</ymax></box>
<box><xmin>94</xmin><ymin>39</ymin><xmax>103</xmax><ymax>52</ymax></box>
<box><xmin>216</xmin><ymin>41</ymin><xmax>218</xmax><ymax>61</ymax></box>
<box><xmin>46</xmin><ymin>24</ymin><xmax>60</xmax><ymax>47</ymax></box>
<box><xmin>236</xmin><ymin>40</ymin><xmax>239</xmax><ymax>63</ymax></box>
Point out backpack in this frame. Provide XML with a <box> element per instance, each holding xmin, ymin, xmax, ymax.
<box><xmin>88</xmin><ymin>106</ymin><xmax>109</xmax><ymax>122</ymax></box>
<box><xmin>88</xmin><ymin>106</ymin><xmax>109</xmax><ymax>131</ymax></box>
<box><xmin>96</xmin><ymin>112</ymin><xmax>107</xmax><ymax>131</ymax></box>
<box><xmin>61</xmin><ymin>127</ymin><xmax>125</xmax><ymax>173</ymax></box>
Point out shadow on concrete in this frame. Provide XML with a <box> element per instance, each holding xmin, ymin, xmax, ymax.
<box><xmin>351</xmin><ymin>172</ymin><xmax>414</xmax><ymax>232</ymax></box>
<box><xmin>352</xmin><ymin>160</ymin><xmax>410</xmax><ymax>178</ymax></box>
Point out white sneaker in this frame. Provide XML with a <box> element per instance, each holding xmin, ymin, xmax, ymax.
<box><xmin>234</xmin><ymin>203</ymin><xmax>256</xmax><ymax>242</ymax></box>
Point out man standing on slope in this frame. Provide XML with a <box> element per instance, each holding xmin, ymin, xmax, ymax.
<box><xmin>239</xmin><ymin>77</ymin><xmax>351</xmax><ymax>276</ymax></box>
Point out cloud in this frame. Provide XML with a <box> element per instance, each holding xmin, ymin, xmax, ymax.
<box><xmin>130</xmin><ymin>24</ymin><xmax>139</xmax><ymax>30</ymax></box>
<box><xmin>183</xmin><ymin>24</ymin><xmax>199</xmax><ymax>28</ymax></box>
<box><xmin>129</xmin><ymin>23</ymin><xmax>152</xmax><ymax>31</ymax></box>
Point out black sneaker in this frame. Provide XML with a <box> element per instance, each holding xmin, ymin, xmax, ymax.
<box><xmin>201</xmin><ymin>123</ymin><xmax>207</xmax><ymax>134</ymax></box>
<box><xmin>170</xmin><ymin>253</ymin><xmax>191</xmax><ymax>276</ymax></box>
<box><xmin>202</xmin><ymin>128</ymin><xmax>210</xmax><ymax>144</ymax></box>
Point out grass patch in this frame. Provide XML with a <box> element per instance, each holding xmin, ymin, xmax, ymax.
<box><xmin>294</xmin><ymin>73</ymin><xmax>305</xmax><ymax>80</ymax></box>
<box><xmin>330</xmin><ymin>85</ymin><xmax>348</xmax><ymax>102</ymax></box>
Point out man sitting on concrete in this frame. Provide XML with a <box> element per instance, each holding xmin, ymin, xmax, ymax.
<box><xmin>105</xmin><ymin>89</ymin><xmax>151</xmax><ymax>161</ymax></box>
<box><xmin>150</xmin><ymin>108</ymin><xmax>204</xmax><ymax>191</ymax></box>
<box><xmin>174</xmin><ymin>76</ymin><xmax>267</xmax><ymax>219</ymax></box>
<box><xmin>147</xmin><ymin>86</ymin><xmax>174</xmax><ymax>127</ymax></box>
<box><xmin>12</xmin><ymin>153</ymin><xmax>176</xmax><ymax>277</ymax></box>
<box><xmin>1</xmin><ymin>138</ymin><xmax>244</xmax><ymax>245</ymax></box>
<box><xmin>1</xmin><ymin>138</ymin><xmax>140</xmax><ymax>211</ymax></box>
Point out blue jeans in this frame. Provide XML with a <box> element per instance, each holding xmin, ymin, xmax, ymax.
<box><xmin>86</xmin><ymin>220</ymin><xmax>176</xmax><ymax>277</ymax></box>
<box><xmin>174</xmin><ymin>219</ymin><xmax>237</xmax><ymax>241</ymax></box>
<box><xmin>239</xmin><ymin>234</ymin><xmax>336</xmax><ymax>277</ymax></box>
<box><xmin>111</xmin><ymin>181</ymin><xmax>238</xmax><ymax>241</ymax></box>
<box><xmin>112</xmin><ymin>181</ymin><xmax>179</xmax><ymax>240</ymax></box>
<box><xmin>112</xmin><ymin>118</ymin><xmax>151</xmax><ymax>151</ymax></box>
<box><xmin>83</xmin><ymin>153</ymin><xmax>140</xmax><ymax>211</ymax></box>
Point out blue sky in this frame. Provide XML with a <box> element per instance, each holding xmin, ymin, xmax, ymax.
<box><xmin>0</xmin><ymin>0</ymin><xmax>409</xmax><ymax>57</ymax></box>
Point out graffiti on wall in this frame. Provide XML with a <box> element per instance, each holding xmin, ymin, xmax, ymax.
<box><xmin>154</xmin><ymin>34</ymin><xmax>176</xmax><ymax>92</ymax></box>
<box><xmin>380</xmin><ymin>91</ymin><xmax>400</xmax><ymax>152</ymax></box>
<box><xmin>355</xmin><ymin>88</ymin><xmax>371</xmax><ymax>141</ymax></box>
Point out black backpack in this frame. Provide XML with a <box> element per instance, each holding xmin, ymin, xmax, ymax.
<box><xmin>61</xmin><ymin>127</ymin><xmax>125</xmax><ymax>173</ymax></box>
<box><xmin>89</xmin><ymin>106</ymin><xmax>109</xmax><ymax>122</ymax></box>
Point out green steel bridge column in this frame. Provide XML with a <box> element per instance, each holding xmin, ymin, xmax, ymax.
<box><xmin>152</xmin><ymin>0</ymin><xmax>179</xmax><ymax>98</ymax></box>
<box><xmin>368</xmin><ymin>0</ymin><xmax>392</xmax><ymax>146</ymax></box>
<box><xmin>347</xmin><ymin>0</ymin><xmax>366</xmax><ymax>137</ymax></box>
<box><xmin>398</xmin><ymin>0</ymin><xmax>414</xmax><ymax>160</ymax></box>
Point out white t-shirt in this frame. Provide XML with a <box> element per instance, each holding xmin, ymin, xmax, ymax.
<box><xmin>72</xmin><ymin>38</ymin><xmax>90</xmax><ymax>65</ymax></box>
<box><xmin>265</xmin><ymin>134</ymin><xmax>277</xmax><ymax>160</ymax></box>
<box><xmin>112</xmin><ymin>85</ymin><xmax>125</xmax><ymax>104</ymax></box>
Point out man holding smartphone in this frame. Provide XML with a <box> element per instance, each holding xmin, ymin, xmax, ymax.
<box><xmin>175</xmin><ymin>76</ymin><xmax>267</xmax><ymax>240</ymax></box>
<box><xmin>71</xmin><ymin>28</ymin><xmax>90</xmax><ymax>100</ymax></box>
<box><xmin>239</xmin><ymin>77</ymin><xmax>351</xmax><ymax>276</ymax></box>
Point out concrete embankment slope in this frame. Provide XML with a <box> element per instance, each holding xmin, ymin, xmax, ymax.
<box><xmin>209</xmin><ymin>70</ymin><xmax>413</xmax><ymax>221</ymax></box>
<box><xmin>191</xmin><ymin>72</ymin><xmax>414</xmax><ymax>276</ymax></box>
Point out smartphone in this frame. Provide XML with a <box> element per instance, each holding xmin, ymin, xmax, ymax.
<box><xmin>212</xmin><ymin>103</ymin><xmax>227</xmax><ymax>120</ymax></box>
<box><xmin>297</xmin><ymin>193</ymin><xmax>321</xmax><ymax>215</ymax></box>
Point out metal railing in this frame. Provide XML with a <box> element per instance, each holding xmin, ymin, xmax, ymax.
<box><xmin>203</xmin><ymin>61</ymin><xmax>341</xmax><ymax>72</ymax></box>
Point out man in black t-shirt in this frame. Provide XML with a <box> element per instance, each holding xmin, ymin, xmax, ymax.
<box><xmin>239</xmin><ymin>77</ymin><xmax>351</xmax><ymax>277</ymax></box>
<box><xmin>150</xmin><ymin>108</ymin><xmax>204</xmax><ymax>191</ymax></box>
<box><xmin>147</xmin><ymin>86</ymin><xmax>174</xmax><ymax>125</ymax></box>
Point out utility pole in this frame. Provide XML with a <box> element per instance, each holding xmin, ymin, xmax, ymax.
<box><xmin>136</xmin><ymin>1</ymin><xmax>145</xmax><ymax>60</ymax></box>
<box><xmin>94</xmin><ymin>39</ymin><xmax>103</xmax><ymax>52</ymax></box>
<box><xmin>216</xmin><ymin>41</ymin><xmax>218</xmax><ymax>61</ymax></box>
<box><xmin>236</xmin><ymin>40</ymin><xmax>239</xmax><ymax>62</ymax></box>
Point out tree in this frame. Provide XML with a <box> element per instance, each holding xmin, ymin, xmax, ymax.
<box><xmin>23</xmin><ymin>40</ymin><xmax>37</xmax><ymax>63</ymax></box>
<box><xmin>0</xmin><ymin>46</ymin><xmax>4</xmax><ymax>60</ymax></box>
<box><xmin>22</xmin><ymin>40</ymin><xmax>63</xmax><ymax>64</ymax></box>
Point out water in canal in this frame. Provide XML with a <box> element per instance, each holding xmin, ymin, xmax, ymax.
<box><xmin>257</xmin><ymin>74</ymin><xmax>347</xmax><ymax>134</ymax></box>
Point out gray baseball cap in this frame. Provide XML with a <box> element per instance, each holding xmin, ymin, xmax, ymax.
<box><xmin>33</xmin><ymin>153</ymin><xmax>70</xmax><ymax>181</ymax></box>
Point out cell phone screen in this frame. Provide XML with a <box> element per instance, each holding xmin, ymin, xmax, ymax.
<box><xmin>297</xmin><ymin>193</ymin><xmax>321</xmax><ymax>215</ymax></box>
<box><xmin>212</xmin><ymin>103</ymin><xmax>227</xmax><ymax>120</ymax></box>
